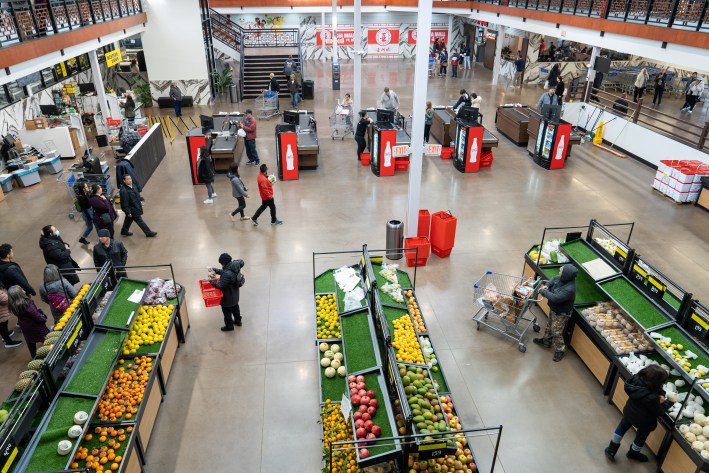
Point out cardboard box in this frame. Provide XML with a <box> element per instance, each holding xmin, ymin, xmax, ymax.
<box><xmin>14</xmin><ymin>138</ymin><xmax>23</xmax><ymax>150</ymax></box>
<box><xmin>25</xmin><ymin>119</ymin><xmax>37</xmax><ymax>130</ymax></box>
<box><xmin>24</xmin><ymin>155</ymin><xmax>38</xmax><ymax>163</ymax></box>
<box><xmin>34</xmin><ymin>117</ymin><xmax>49</xmax><ymax>129</ymax></box>
<box><xmin>0</xmin><ymin>186</ymin><xmax>4</xmax><ymax>202</ymax></box>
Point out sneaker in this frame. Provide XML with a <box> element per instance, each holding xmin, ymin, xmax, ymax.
<box><xmin>145</xmin><ymin>232</ymin><xmax>158</xmax><ymax>238</ymax></box>
<box><xmin>688</xmin><ymin>109</ymin><xmax>693</xmax><ymax>113</ymax></box>
<box><xmin>229</xmin><ymin>213</ymin><xmax>235</xmax><ymax>221</ymax></box>
<box><xmin>533</xmin><ymin>338</ymin><xmax>551</xmax><ymax>348</ymax></box>
<box><xmin>553</xmin><ymin>351</ymin><xmax>565</xmax><ymax>362</ymax></box>
<box><xmin>212</xmin><ymin>192</ymin><xmax>218</xmax><ymax>197</ymax></box>
<box><xmin>220</xmin><ymin>326</ymin><xmax>235</xmax><ymax>332</ymax></box>
<box><xmin>5</xmin><ymin>340</ymin><xmax>22</xmax><ymax>349</ymax></box>
<box><xmin>79</xmin><ymin>237</ymin><xmax>90</xmax><ymax>245</ymax></box>
<box><xmin>121</xmin><ymin>231</ymin><xmax>133</xmax><ymax>236</ymax></box>
<box><xmin>252</xmin><ymin>219</ymin><xmax>259</xmax><ymax>226</ymax></box>
<box><xmin>204</xmin><ymin>198</ymin><xmax>213</xmax><ymax>204</ymax></box>
<box><xmin>272</xmin><ymin>219</ymin><xmax>283</xmax><ymax>225</ymax></box>
<box><xmin>681</xmin><ymin>107</ymin><xmax>688</xmax><ymax>111</ymax></box>
<box><xmin>240</xmin><ymin>216</ymin><xmax>251</xmax><ymax>221</ymax></box>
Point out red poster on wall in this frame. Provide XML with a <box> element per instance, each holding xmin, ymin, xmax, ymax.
<box><xmin>316</xmin><ymin>26</ymin><xmax>355</xmax><ymax>47</ymax></box>
<box><xmin>407</xmin><ymin>29</ymin><xmax>448</xmax><ymax>45</ymax></box>
<box><xmin>367</xmin><ymin>26</ymin><xmax>400</xmax><ymax>55</ymax></box>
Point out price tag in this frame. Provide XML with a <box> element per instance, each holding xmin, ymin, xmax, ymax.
<box><xmin>646</xmin><ymin>275</ymin><xmax>666</xmax><ymax>303</ymax></box>
<box><xmin>613</xmin><ymin>247</ymin><xmax>627</xmax><ymax>265</ymax></box>
<box><xmin>692</xmin><ymin>313</ymin><xmax>709</xmax><ymax>331</ymax></box>
<box><xmin>0</xmin><ymin>437</ymin><xmax>17</xmax><ymax>473</ymax></box>
<box><xmin>66</xmin><ymin>321</ymin><xmax>83</xmax><ymax>351</ymax></box>
<box><xmin>340</xmin><ymin>393</ymin><xmax>352</xmax><ymax>420</ymax></box>
<box><xmin>631</xmin><ymin>264</ymin><xmax>647</xmax><ymax>285</ymax></box>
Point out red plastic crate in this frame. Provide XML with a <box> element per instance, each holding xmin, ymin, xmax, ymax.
<box><xmin>360</xmin><ymin>152</ymin><xmax>371</xmax><ymax>166</ymax></box>
<box><xmin>404</xmin><ymin>237</ymin><xmax>431</xmax><ymax>267</ymax></box>
<box><xmin>481</xmin><ymin>150</ymin><xmax>493</xmax><ymax>168</ymax></box>
<box><xmin>395</xmin><ymin>157</ymin><xmax>409</xmax><ymax>171</ymax></box>
<box><xmin>430</xmin><ymin>211</ymin><xmax>457</xmax><ymax>258</ymax></box>
<box><xmin>440</xmin><ymin>147</ymin><xmax>454</xmax><ymax>159</ymax></box>
<box><xmin>199</xmin><ymin>280</ymin><xmax>223</xmax><ymax>307</ymax></box>
<box><xmin>418</xmin><ymin>210</ymin><xmax>430</xmax><ymax>239</ymax></box>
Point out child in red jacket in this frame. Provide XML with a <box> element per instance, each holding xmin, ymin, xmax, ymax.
<box><xmin>250</xmin><ymin>164</ymin><xmax>283</xmax><ymax>226</ymax></box>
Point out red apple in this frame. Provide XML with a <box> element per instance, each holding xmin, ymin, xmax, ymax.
<box><xmin>350</xmin><ymin>388</ymin><xmax>358</xmax><ymax>397</ymax></box>
<box><xmin>371</xmin><ymin>425</ymin><xmax>382</xmax><ymax>436</ymax></box>
<box><xmin>348</xmin><ymin>375</ymin><xmax>356</xmax><ymax>383</ymax></box>
<box><xmin>356</xmin><ymin>382</ymin><xmax>366</xmax><ymax>391</ymax></box>
<box><xmin>360</xmin><ymin>396</ymin><xmax>370</xmax><ymax>406</ymax></box>
<box><xmin>361</xmin><ymin>413</ymin><xmax>371</xmax><ymax>422</ymax></box>
<box><xmin>367</xmin><ymin>390</ymin><xmax>375</xmax><ymax>398</ymax></box>
<box><xmin>351</xmin><ymin>395</ymin><xmax>361</xmax><ymax>406</ymax></box>
<box><xmin>358</xmin><ymin>405</ymin><xmax>368</xmax><ymax>413</ymax></box>
<box><xmin>364</xmin><ymin>420</ymin><xmax>374</xmax><ymax>431</ymax></box>
<box><xmin>358</xmin><ymin>389</ymin><xmax>367</xmax><ymax>397</ymax></box>
<box><xmin>366</xmin><ymin>432</ymin><xmax>376</xmax><ymax>441</ymax></box>
<box><xmin>349</xmin><ymin>382</ymin><xmax>357</xmax><ymax>389</ymax></box>
<box><xmin>369</xmin><ymin>399</ymin><xmax>379</xmax><ymax>409</ymax></box>
<box><xmin>354</xmin><ymin>419</ymin><xmax>365</xmax><ymax>429</ymax></box>
<box><xmin>356</xmin><ymin>375</ymin><xmax>365</xmax><ymax>383</ymax></box>
<box><xmin>359</xmin><ymin>448</ymin><xmax>370</xmax><ymax>459</ymax></box>
<box><xmin>353</xmin><ymin>412</ymin><xmax>362</xmax><ymax>421</ymax></box>
<box><xmin>367</xmin><ymin>406</ymin><xmax>377</xmax><ymax>416</ymax></box>
<box><xmin>356</xmin><ymin>427</ymin><xmax>366</xmax><ymax>438</ymax></box>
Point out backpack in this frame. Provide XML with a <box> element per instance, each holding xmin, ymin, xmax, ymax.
<box><xmin>450</xmin><ymin>56</ymin><xmax>459</xmax><ymax>66</ymax></box>
<box><xmin>236</xmin><ymin>272</ymin><xmax>245</xmax><ymax>288</ymax></box>
<box><xmin>47</xmin><ymin>292</ymin><xmax>70</xmax><ymax>312</ymax></box>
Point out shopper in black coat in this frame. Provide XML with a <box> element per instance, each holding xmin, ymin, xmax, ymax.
<box><xmin>119</xmin><ymin>175</ymin><xmax>156</xmax><ymax>238</ymax></box>
<box><xmin>0</xmin><ymin>243</ymin><xmax>36</xmax><ymax>296</ymax></box>
<box><xmin>605</xmin><ymin>364</ymin><xmax>670</xmax><ymax>463</ymax></box>
<box><xmin>38</xmin><ymin>225</ymin><xmax>80</xmax><ymax>285</ymax></box>
<box><xmin>533</xmin><ymin>264</ymin><xmax>577</xmax><ymax>362</ymax></box>
<box><xmin>93</xmin><ymin>229</ymin><xmax>128</xmax><ymax>279</ymax></box>
<box><xmin>209</xmin><ymin>253</ymin><xmax>244</xmax><ymax>332</ymax></box>
<box><xmin>196</xmin><ymin>145</ymin><xmax>216</xmax><ymax>204</ymax></box>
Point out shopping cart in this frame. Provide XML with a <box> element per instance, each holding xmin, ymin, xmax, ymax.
<box><xmin>472</xmin><ymin>271</ymin><xmax>543</xmax><ymax>352</ymax></box>
<box><xmin>56</xmin><ymin>167</ymin><xmax>113</xmax><ymax>219</ymax></box>
<box><xmin>329</xmin><ymin>106</ymin><xmax>353</xmax><ymax>140</ymax></box>
<box><xmin>255</xmin><ymin>91</ymin><xmax>280</xmax><ymax>120</ymax></box>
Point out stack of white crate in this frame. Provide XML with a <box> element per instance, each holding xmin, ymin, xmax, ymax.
<box><xmin>653</xmin><ymin>159</ymin><xmax>709</xmax><ymax>203</ymax></box>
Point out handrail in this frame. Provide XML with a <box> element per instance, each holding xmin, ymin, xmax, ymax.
<box><xmin>0</xmin><ymin>0</ymin><xmax>143</xmax><ymax>48</ymax></box>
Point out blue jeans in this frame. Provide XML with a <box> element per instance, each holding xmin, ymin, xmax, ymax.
<box><xmin>174</xmin><ymin>100</ymin><xmax>182</xmax><ymax>117</ymax></box>
<box><xmin>245</xmin><ymin>139</ymin><xmax>259</xmax><ymax>164</ymax></box>
<box><xmin>290</xmin><ymin>92</ymin><xmax>299</xmax><ymax>107</ymax></box>
<box><xmin>613</xmin><ymin>416</ymin><xmax>651</xmax><ymax>449</ymax></box>
<box><xmin>81</xmin><ymin>209</ymin><xmax>94</xmax><ymax>239</ymax></box>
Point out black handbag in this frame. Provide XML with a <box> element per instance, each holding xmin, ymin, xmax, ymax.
<box><xmin>100</xmin><ymin>212</ymin><xmax>112</xmax><ymax>226</ymax></box>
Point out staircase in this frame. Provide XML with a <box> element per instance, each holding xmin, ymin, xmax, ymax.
<box><xmin>207</xmin><ymin>9</ymin><xmax>303</xmax><ymax>100</ymax></box>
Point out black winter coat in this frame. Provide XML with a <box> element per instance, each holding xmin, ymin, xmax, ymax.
<box><xmin>196</xmin><ymin>156</ymin><xmax>215</xmax><ymax>184</ymax></box>
<box><xmin>93</xmin><ymin>240</ymin><xmax>128</xmax><ymax>270</ymax></box>
<box><xmin>623</xmin><ymin>375</ymin><xmax>666</xmax><ymax>431</ymax></box>
<box><xmin>119</xmin><ymin>183</ymin><xmax>143</xmax><ymax>216</ymax></box>
<box><xmin>0</xmin><ymin>261</ymin><xmax>36</xmax><ymax>296</ymax></box>
<box><xmin>540</xmin><ymin>264</ymin><xmax>577</xmax><ymax>315</ymax></box>
<box><xmin>38</xmin><ymin>235</ymin><xmax>80</xmax><ymax>285</ymax></box>
<box><xmin>210</xmin><ymin>260</ymin><xmax>244</xmax><ymax>308</ymax></box>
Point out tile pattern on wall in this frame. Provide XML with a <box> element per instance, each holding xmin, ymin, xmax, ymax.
<box><xmin>149</xmin><ymin>80</ymin><xmax>211</xmax><ymax>105</ymax></box>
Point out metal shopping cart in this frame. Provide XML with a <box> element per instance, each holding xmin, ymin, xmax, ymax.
<box><xmin>329</xmin><ymin>106</ymin><xmax>354</xmax><ymax>140</ymax></box>
<box><xmin>56</xmin><ymin>166</ymin><xmax>113</xmax><ymax>219</ymax></box>
<box><xmin>472</xmin><ymin>271</ymin><xmax>543</xmax><ymax>352</ymax></box>
<box><xmin>255</xmin><ymin>91</ymin><xmax>280</xmax><ymax>120</ymax></box>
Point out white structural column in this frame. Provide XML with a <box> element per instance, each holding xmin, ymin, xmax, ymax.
<box><xmin>491</xmin><ymin>26</ymin><xmax>506</xmax><ymax>86</ymax></box>
<box><xmin>447</xmin><ymin>15</ymin><xmax>454</xmax><ymax>49</ymax></box>
<box><xmin>88</xmin><ymin>50</ymin><xmax>111</xmax><ymax>134</ymax></box>
<box><xmin>405</xmin><ymin>0</ymin><xmax>434</xmax><ymax>238</ymax></box>
<box><xmin>587</xmin><ymin>46</ymin><xmax>601</xmax><ymax>82</ymax></box>
<box><xmin>353</xmin><ymin>0</ymin><xmax>362</xmax><ymax>113</ymax></box>
<box><xmin>332</xmin><ymin>0</ymin><xmax>339</xmax><ymax>64</ymax></box>
<box><xmin>321</xmin><ymin>13</ymin><xmax>327</xmax><ymax>62</ymax></box>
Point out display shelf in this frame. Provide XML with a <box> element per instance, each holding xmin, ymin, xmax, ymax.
<box><xmin>126</xmin><ymin>304</ymin><xmax>176</xmax><ymax>356</ymax></box>
<box><xmin>348</xmin><ymin>368</ymin><xmax>401</xmax><ymax>466</ymax></box>
<box><xmin>382</xmin><ymin>306</ymin><xmax>425</xmax><ymax>365</ymax></box>
<box><xmin>569</xmin><ymin>322</ymin><xmax>612</xmax><ymax>385</ymax></box>
<box><xmin>95</xmin><ymin>279</ymin><xmax>147</xmax><ymax>329</ymax></box>
<box><xmin>395</xmin><ymin>362</ymin><xmax>450</xmax><ymax>439</ymax></box>
<box><xmin>648</xmin><ymin>325</ymin><xmax>709</xmax><ymax>373</ymax></box>
<box><xmin>314</xmin><ymin>269</ymin><xmax>336</xmax><ymax>294</ymax></box>
<box><xmin>578</xmin><ymin>303</ymin><xmax>654</xmax><ymax>355</ymax></box>
<box><xmin>75</xmin><ymin>423</ymin><xmax>136</xmax><ymax>472</ymax></box>
<box><xmin>370</xmin><ymin>263</ymin><xmax>408</xmax><ymax>307</ymax></box>
<box><xmin>541</xmin><ymin>265</ymin><xmax>609</xmax><ymax>306</ymax></box>
<box><xmin>599</xmin><ymin>277</ymin><xmax>671</xmax><ymax>329</ymax></box>
<box><xmin>316</xmin><ymin>341</ymin><xmax>347</xmax><ymax>405</ymax></box>
<box><xmin>22</xmin><ymin>394</ymin><xmax>98</xmax><ymax>472</ymax></box>
<box><xmin>90</xmin><ymin>355</ymin><xmax>155</xmax><ymax>424</ymax></box>
<box><xmin>340</xmin><ymin>309</ymin><xmax>381</xmax><ymax>374</ymax></box>
<box><xmin>561</xmin><ymin>239</ymin><xmax>603</xmax><ymax>264</ymax></box>
<box><xmin>64</xmin><ymin>330</ymin><xmax>127</xmax><ymax>396</ymax></box>
<box><xmin>404</xmin><ymin>290</ymin><xmax>428</xmax><ymax>335</ymax></box>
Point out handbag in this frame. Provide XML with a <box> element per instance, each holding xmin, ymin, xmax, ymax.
<box><xmin>442</xmin><ymin>61</ymin><xmax>448</xmax><ymax>67</ymax></box>
<box><xmin>100</xmin><ymin>212</ymin><xmax>112</xmax><ymax>226</ymax></box>
<box><xmin>47</xmin><ymin>292</ymin><xmax>70</xmax><ymax>312</ymax></box>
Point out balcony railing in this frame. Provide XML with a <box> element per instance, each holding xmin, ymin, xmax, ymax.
<box><xmin>0</xmin><ymin>0</ymin><xmax>143</xmax><ymax>48</ymax></box>
<box><xmin>481</xmin><ymin>0</ymin><xmax>709</xmax><ymax>31</ymax></box>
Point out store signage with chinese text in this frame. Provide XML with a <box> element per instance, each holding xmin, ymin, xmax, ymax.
<box><xmin>367</xmin><ymin>25</ymin><xmax>400</xmax><ymax>55</ymax></box>
<box><xmin>316</xmin><ymin>25</ymin><xmax>355</xmax><ymax>47</ymax></box>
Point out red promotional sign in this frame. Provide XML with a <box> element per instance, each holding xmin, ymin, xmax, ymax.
<box><xmin>407</xmin><ymin>29</ymin><xmax>448</xmax><ymax>45</ymax></box>
<box><xmin>187</xmin><ymin>135</ymin><xmax>206</xmax><ymax>185</ymax></box>
<box><xmin>367</xmin><ymin>27</ymin><xmax>400</xmax><ymax>55</ymax></box>
<box><xmin>379</xmin><ymin>129</ymin><xmax>397</xmax><ymax>176</ymax></box>
<box><xmin>550</xmin><ymin>123</ymin><xmax>571</xmax><ymax>170</ymax></box>
<box><xmin>316</xmin><ymin>26</ymin><xmax>355</xmax><ymax>47</ymax></box>
<box><xmin>463</xmin><ymin>126</ymin><xmax>484</xmax><ymax>173</ymax></box>
<box><xmin>279</xmin><ymin>132</ymin><xmax>299</xmax><ymax>180</ymax></box>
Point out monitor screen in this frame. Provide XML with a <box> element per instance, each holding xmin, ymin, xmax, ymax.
<box><xmin>3</xmin><ymin>134</ymin><xmax>15</xmax><ymax>147</ymax></box>
<box><xmin>40</xmin><ymin>104</ymin><xmax>61</xmax><ymax>116</ymax></box>
<box><xmin>78</xmin><ymin>83</ymin><xmax>96</xmax><ymax>93</ymax></box>
<box><xmin>199</xmin><ymin>115</ymin><xmax>214</xmax><ymax>131</ymax></box>
<box><xmin>541</xmin><ymin>104</ymin><xmax>561</xmax><ymax>123</ymax></box>
<box><xmin>376</xmin><ymin>108</ymin><xmax>395</xmax><ymax>124</ymax></box>
<box><xmin>283</xmin><ymin>111</ymin><xmax>300</xmax><ymax>125</ymax></box>
<box><xmin>457</xmin><ymin>106</ymin><xmax>479</xmax><ymax>124</ymax></box>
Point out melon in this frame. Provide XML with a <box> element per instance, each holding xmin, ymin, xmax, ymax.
<box><xmin>337</xmin><ymin>366</ymin><xmax>346</xmax><ymax>377</ymax></box>
<box><xmin>324</xmin><ymin>367</ymin><xmax>336</xmax><ymax>378</ymax></box>
<box><xmin>319</xmin><ymin>342</ymin><xmax>329</xmax><ymax>352</ymax></box>
<box><xmin>320</xmin><ymin>357</ymin><xmax>331</xmax><ymax>367</ymax></box>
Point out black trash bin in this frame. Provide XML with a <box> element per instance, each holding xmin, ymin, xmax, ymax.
<box><xmin>386</xmin><ymin>220</ymin><xmax>404</xmax><ymax>260</ymax></box>
<box><xmin>302</xmin><ymin>80</ymin><xmax>314</xmax><ymax>100</ymax></box>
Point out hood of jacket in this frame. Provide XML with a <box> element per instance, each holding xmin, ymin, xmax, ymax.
<box><xmin>225</xmin><ymin>259</ymin><xmax>245</xmax><ymax>273</ymax></box>
<box><xmin>0</xmin><ymin>260</ymin><xmax>16</xmax><ymax>273</ymax></box>
<box><xmin>625</xmin><ymin>376</ymin><xmax>656</xmax><ymax>402</ymax></box>
<box><xmin>39</xmin><ymin>235</ymin><xmax>62</xmax><ymax>251</ymax></box>
<box><xmin>560</xmin><ymin>264</ymin><xmax>578</xmax><ymax>282</ymax></box>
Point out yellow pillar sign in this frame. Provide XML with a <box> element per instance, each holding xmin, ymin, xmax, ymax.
<box><xmin>105</xmin><ymin>49</ymin><xmax>123</xmax><ymax>68</ymax></box>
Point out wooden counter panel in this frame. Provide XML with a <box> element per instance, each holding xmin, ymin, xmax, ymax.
<box><xmin>138</xmin><ymin>377</ymin><xmax>162</xmax><ymax>451</ymax></box>
<box><xmin>125</xmin><ymin>445</ymin><xmax>142</xmax><ymax>473</ymax></box>
<box><xmin>662</xmin><ymin>439</ymin><xmax>697</xmax><ymax>473</ymax></box>
<box><xmin>570</xmin><ymin>326</ymin><xmax>610</xmax><ymax>385</ymax></box>
<box><xmin>161</xmin><ymin>324</ymin><xmax>179</xmax><ymax>385</ymax></box>
<box><xmin>696</xmin><ymin>188</ymin><xmax>709</xmax><ymax>211</ymax></box>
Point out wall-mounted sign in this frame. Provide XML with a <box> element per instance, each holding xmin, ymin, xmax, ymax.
<box><xmin>316</xmin><ymin>26</ymin><xmax>355</xmax><ymax>47</ymax></box>
<box><xmin>367</xmin><ymin>25</ymin><xmax>400</xmax><ymax>56</ymax></box>
<box><xmin>407</xmin><ymin>26</ymin><xmax>449</xmax><ymax>45</ymax></box>
<box><xmin>105</xmin><ymin>49</ymin><xmax>123</xmax><ymax>68</ymax></box>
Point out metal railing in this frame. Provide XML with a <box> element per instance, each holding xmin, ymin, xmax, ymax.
<box><xmin>209</xmin><ymin>7</ymin><xmax>241</xmax><ymax>53</ymax></box>
<box><xmin>479</xmin><ymin>0</ymin><xmax>709</xmax><ymax>31</ymax></box>
<box><xmin>0</xmin><ymin>0</ymin><xmax>143</xmax><ymax>47</ymax></box>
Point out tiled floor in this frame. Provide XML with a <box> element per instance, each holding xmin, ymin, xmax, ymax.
<box><xmin>1</xmin><ymin>59</ymin><xmax>708</xmax><ymax>473</ymax></box>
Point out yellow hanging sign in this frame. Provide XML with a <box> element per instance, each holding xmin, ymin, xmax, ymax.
<box><xmin>105</xmin><ymin>49</ymin><xmax>123</xmax><ymax>68</ymax></box>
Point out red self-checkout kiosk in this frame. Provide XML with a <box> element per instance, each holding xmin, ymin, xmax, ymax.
<box><xmin>371</xmin><ymin>122</ymin><xmax>397</xmax><ymax>177</ymax></box>
<box><xmin>453</xmin><ymin>108</ymin><xmax>484</xmax><ymax>173</ymax></box>
<box><xmin>186</xmin><ymin>129</ymin><xmax>207</xmax><ymax>185</ymax></box>
<box><xmin>531</xmin><ymin>105</ymin><xmax>571</xmax><ymax>170</ymax></box>
<box><xmin>275</xmin><ymin>124</ymin><xmax>299</xmax><ymax>180</ymax></box>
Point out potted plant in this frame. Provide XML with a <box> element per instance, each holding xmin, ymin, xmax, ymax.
<box><xmin>211</xmin><ymin>67</ymin><xmax>233</xmax><ymax>102</ymax></box>
<box><xmin>133</xmin><ymin>78</ymin><xmax>154</xmax><ymax>117</ymax></box>
<box><xmin>501</xmin><ymin>46</ymin><xmax>513</xmax><ymax>59</ymax></box>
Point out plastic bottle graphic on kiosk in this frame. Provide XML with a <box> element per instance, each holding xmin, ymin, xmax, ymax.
<box><xmin>384</xmin><ymin>141</ymin><xmax>392</xmax><ymax>168</ymax></box>
<box><xmin>285</xmin><ymin>144</ymin><xmax>295</xmax><ymax>170</ymax></box>
<box><xmin>554</xmin><ymin>135</ymin><xmax>565</xmax><ymax>161</ymax></box>
<box><xmin>470</xmin><ymin>137</ymin><xmax>478</xmax><ymax>163</ymax></box>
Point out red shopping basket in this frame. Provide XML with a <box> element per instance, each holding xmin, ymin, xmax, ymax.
<box><xmin>199</xmin><ymin>280</ymin><xmax>222</xmax><ymax>307</ymax></box>
<box><xmin>107</xmin><ymin>118</ymin><xmax>122</xmax><ymax>127</ymax></box>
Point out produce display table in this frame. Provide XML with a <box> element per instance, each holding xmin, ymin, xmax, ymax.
<box><xmin>494</xmin><ymin>106</ymin><xmax>531</xmax><ymax>146</ymax></box>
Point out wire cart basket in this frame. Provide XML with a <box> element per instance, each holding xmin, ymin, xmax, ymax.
<box><xmin>255</xmin><ymin>91</ymin><xmax>280</xmax><ymax>120</ymax></box>
<box><xmin>56</xmin><ymin>168</ymin><xmax>113</xmax><ymax>219</ymax></box>
<box><xmin>329</xmin><ymin>106</ymin><xmax>353</xmax><ymax>140</ymax></box>
<box><xmin>472</xmin><ymin>271</ymin><xmax>542</xmax><ymax>352</ymax></box>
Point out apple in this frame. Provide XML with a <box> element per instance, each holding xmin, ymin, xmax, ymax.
<box><xmin>356</xmin><ymin>375</ymin><xmax>365</xmax><ymax>383</ymax></box>
<box><xmin>353</xmin><ymin>412</ymin><xmax>362</xmax><ymax>421</ymax></box>
<box><xmin>369</xmin><ymin>399</ymin><xmax>379</xmax><ymax>408</ymax></box>
<box><xmin>351</xmin><ymin>395</ymin><xmax>361</xmax><ymax>405</ymax></box>
<box><xmin>364</xmin><ymin>420</ymin><xmax>374</xmax><ymax>431</ymax></box>
<box><xmin>366</xmin><ymin>432</ymin><xmax>376</xmax><ymax>441</ymax></box>
<box><xmin>359</xmin><ymin>448</ymin><xmax>370</xmax><ymax>459</ymax></box>
<box><xmin>361</xmin><ymin>413</ymin><xmax>371</xmax><ymax>422</ymax></box>
<box><xmin>358</xmin><ymin>405</ymin><xmax>368</xmax><ymax>413</ymax></box>
<box><xmin>350</xmin><ymin>388</ymin><xmax>358</xmax><ymax>397</ymax></box>
<box><xmin>348</xmin><ymin>375</ymin><xmax>356</xmax><ymax>383</ymax></box>
<box><xmin>349</xmin><ymin>382</ymin><xmax>357</xmax><ymax>389</ymax></box>
<box><xmin>367</xmin><ymin>406</ymin><xmax>377</xmax><ymax>416</ymax></box>
<box><xmin>366</xmin><ymin>390</ymin><xmax>375</xmax><ymax>398</ymax></box>
<box><xmin>358</xmin><ymin>389</ymin><xmax>367</xmax><ymax>397</ymax></box>
<box><xmin>356</xmin><ymin>427</ymin><xmax>366</xmax><ymax>438</ymax></box>
<box><xmin>356</xmin><ymin>382</ymin><xmax>366</xmax><ymax>391</ymax></box>
<box><xmin>360</xmin><ymin>396</ymin><xmax>370</xmax><ymax>406</ymax></box>
<box><xmin>354</xmin><ymin>419</ymin><xmax>365</xmax><ymax>429</ymax></box>
<box><xmin>371</xmin><ymin>425</ymin><xmax>382</xmax><ymax>436</ymax></box>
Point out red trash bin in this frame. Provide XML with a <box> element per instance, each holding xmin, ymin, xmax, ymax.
<box><xmin>430</xmin><ymin>211</ymin><xmax>457</xmax><ymax>258</ymax></box>
<box><xmin>404</xmin><ymin>237</ymin><xmax>431</xmax><ymax>267</ymax></box>
<box><xmin>418</xmin><ymin>210</ymin><xmax>431</xmax><ymax>238</ymax></box>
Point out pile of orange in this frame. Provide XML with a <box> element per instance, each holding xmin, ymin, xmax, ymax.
<box><xmin>321</xmin><ymin>400</ymin><xmax>361</xmax><ymax>473</ymax></box>
<box><xmin>72</xmin><ymin>426</ymin><xmax>133</xmax><ymax>472</ymax></box>
<box><xmin>96</xmin><ymin>357</ymin><xmax>152</xmax><ymax>422</ymax></box>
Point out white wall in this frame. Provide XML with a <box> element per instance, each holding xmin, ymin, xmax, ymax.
<box><xmin>562</xmin><ymin>102</ymin><xmax>709</xmax><ymax>167</ymax></box>
<box><xmin>142</xmin><ymin>0</ymin><xmax>208</xmax><ymax>81</ymax></box>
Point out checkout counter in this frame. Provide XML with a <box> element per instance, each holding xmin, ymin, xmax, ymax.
<box><xmin>445</xmin><ymin>108</ymin><xmax>499</xmax><ymax>153</ymax></box>
<box><xmin>364</xmin><ymin>109</ymin><xmax>411</xmax><ymax>157</ymax></box>
<box><xmin>281</xmin><ymin>111</ymin><xmax>319</xmax><ymax>169</ymax></box>
<box><xmin>186</xmin><ymin>113</ymin><xmax>246</xmax><ymax>180</ymax></box>
<box><xmin>495</xmin><ymin>105</ymin><xmax>532</xmax><ymax>146</ymax></box>
<box><xmin>18</xmin><ymin>114</ymin><xmax>86</xmax><ymax>159</ymax></box>
<box><xmin>526</xmin><ymin>109</ymin><xmax>583</xmax><ymax>163</ymax></box>
<box><xmin>431</xmin><ymin>107</ymin><xmax>454</xmax><ymax>146</ymax></box>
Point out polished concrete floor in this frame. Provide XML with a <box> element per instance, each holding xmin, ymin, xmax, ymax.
<box><xmin>1</xmin><ymin>59</ymin><xmax>708</xmax><ymax>473</ymax></box>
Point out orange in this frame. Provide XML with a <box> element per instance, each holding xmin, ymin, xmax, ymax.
<box><xmin>111</xmin><ymin>464</ymin><xmax>119</xmax><ymax>471</ymax></box>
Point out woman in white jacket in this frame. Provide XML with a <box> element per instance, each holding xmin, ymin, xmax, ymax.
<box><xmin>682</xmin><ymin>79</ymin><xmax>704</xmax><ymax>113</ymax></box>
<box><xmin>633</xmin><ymin>68</ymin><xmax>649</xmax><ymax>103</ymax></box>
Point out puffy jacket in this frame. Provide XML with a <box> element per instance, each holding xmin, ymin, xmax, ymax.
<box><xmin>38</xmin><ymin>235</ymin><xmax>79</xmax><ymax>285</ymax></box>
<box><xmin>242</xmin><ymin>116</ymin><xmax>257</xmax><ymax>140</ymax></box>
<box><xmin>257</xmin><ymin>173</ymin><xmax>273</xmax><ymax>200</ymax></box>
<box><xmin>0</xmin><ymin>288</ymin><xmax>10</xmax><ymax>324</ymax></box>
<box><xmin>40</xmin><ymin>278</ymin><xmax>77</xmax><ymax>322</ymax></box>
<box><xmin>210</xmin><ymin>259</ymin><xmax>244</xmax><ymax>308</ymax></box>
<box><xmin>0</xmin><ymin>261</ymin><xmax>36</xmax><ymax>296</ymax></box>
<box><xmin>196</xmin><ymin>155</ymin><xmax>215</xmax><ymax>184</ymax></box>
<box><xmin>15</xmin><ymin>301</ymin><xmax>49</xmax><ymax>344</ymax></box>
<box><xmin>229</xmin><ymin>173</ymin><xmax>248</xmax><ymax>198</ymax></box>
<box><xmin>119</xmin><ymin>183</ymin><xmax>143</xmax><ymax>216</ymax></box>
<box><xmin>634</xmin><ymin>72</ymin><xmax>648</xmax><ymax>89</ymax></box>
<box><xmin>623</xmin><ymin>374</ymin><xmax>666</xmax><ymax>431</ymax></box>
<box><xmin>540</xmin><ymin>264</ymin><xmax>577</xmax><ymax>315</ymax></box>
<box><xmin>93</xmin><ymin>240</ymin><xmax>128</xmax><ymax>270</ymax></box>
<box><xmin>287</xmin><ymin>79</ymin><xmax>299</xmax><ymax>93</ymax></box>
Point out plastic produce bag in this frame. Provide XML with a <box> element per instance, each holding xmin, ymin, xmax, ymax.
<box><xmin>343</xmin><ymin>287</ymin><xmax>365</xmax><ymax>312</ymax></box>
<box><xmin>483</xmin><ymin>284</ymin><xmax>499</xmax><ymax>303</ymax></box>
<box><xmin>379</xmin><ymin>263</ymin><xmax>399</xmax><ymax>284</ymax></box>
<box><xmin>381</xmin><ymin>282</ymin><xmax>404</xmax><ymax>303</ymax></box>
<box><xmin>334</xmin><ymin>266</ymin><xmax>361</xmax><ymax>293</ymax></box>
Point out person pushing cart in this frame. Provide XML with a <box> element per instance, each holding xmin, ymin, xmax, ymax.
<box><xmin>533</xmin><ymin>263</ymin><xmax>578</xmax><ymax>362</ymax></box>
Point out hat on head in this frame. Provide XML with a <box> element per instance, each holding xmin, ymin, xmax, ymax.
<box><xmin>97</xmin><ymin>229</ymin><xmax>110</xmax><ymax>237</ymax></box>
<box><xmin>218</xmin><ymin>253</ymin><xmax>232</xmax><ymax>266</ymax></box>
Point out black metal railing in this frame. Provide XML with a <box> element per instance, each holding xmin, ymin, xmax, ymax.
<box><xmin>209</xmin><ymin>7</ymin><xmax>241</xmax><ymax>53</ymax></box>
<box><xmin>0</xmin><ymin>0</ymin><xmax>143</xmax><ymax>47</ymax></box>
<box><xmin>470</xmin><ymin>0</ymin><xmax>709</xmax><ymax>31</ymax></box>
<box><xmin>207</xmin><ymin>8</ymin><xmax>299</xmax><ymax>49</ymax></box>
